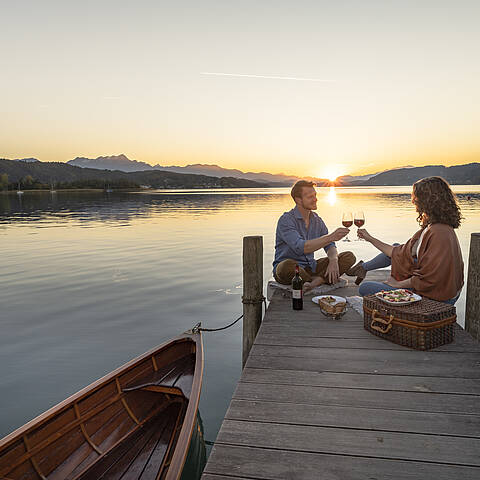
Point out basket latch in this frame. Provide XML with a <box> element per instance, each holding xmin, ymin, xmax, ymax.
<box><xmin>370</xmin><ymin>309</ymin><xmax>394</xmax><ymax>334</ymax></box>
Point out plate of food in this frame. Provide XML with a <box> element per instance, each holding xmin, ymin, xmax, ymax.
<box><xmin>375</xmin><ymin>289</ymin><xmax>421</xmax><ymax>305</ymax></box>
<box><xmin>312</xmin><ymin>295</ymin><xmax>347</xmax><ymax>315</ymax></box>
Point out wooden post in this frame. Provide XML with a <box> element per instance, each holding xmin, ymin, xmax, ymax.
<box><xmin>465</xmin><ymin>233</ymin><xmax>480</xmax><ymax>341</ymax></box>
<box><xmin>242</xmin><ymin>236</ymin><xmax>264</xmax><ymax>368</ymax></box>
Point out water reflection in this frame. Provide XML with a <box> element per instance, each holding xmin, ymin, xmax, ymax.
<box><xmin>181</xmin><ymin>412</ymin><xmax>207</xmax><ymax>480</ymax></box>
<box><xmin>1</xmin><ymin>186</ymin><xmax>480</xmax><ymax>457</ymax></box>
<box><xmin>327</xmin><ymin>186</ymin><xmax>336</xmax><ymax>205</ymax></box>
<box><xmin>2</xmin><ymin>188</ymin><xmax>479</xmax><ymax>228</ymax></box>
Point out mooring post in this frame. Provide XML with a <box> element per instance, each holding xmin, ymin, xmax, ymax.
<box><xmin>465</xmin><ymin>233</ymin><xmax>480</xmax><ymax>341</ymax></box>
<box><xmin>242</xmin><ymin>235</ymin><xmax>264</xmax><ymax>368</ymax></box>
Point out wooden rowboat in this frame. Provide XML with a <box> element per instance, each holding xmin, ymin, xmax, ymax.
<box><xmin>0</xmin><ymin>328</ymin><xmax>204</xmax><ymax>480</ymax></box>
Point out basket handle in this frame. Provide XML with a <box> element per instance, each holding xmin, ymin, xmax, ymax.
<box><xmin>370</xmin><ymin>309</ymin><xmax>393</xmax><ymax>334</ymax></box>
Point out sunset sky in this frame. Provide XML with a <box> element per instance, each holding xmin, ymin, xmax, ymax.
<box><xmin>1</xmin><ymin>1</ymin><xmax>479</xmax><ymax>178</ymax></box>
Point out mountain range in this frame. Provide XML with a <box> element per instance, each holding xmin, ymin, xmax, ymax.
<box><xmin>5</xmin><ymin>155</ymin><xmax>480</xmax><ymax>186</ymax></box>
<box><xmin>66</xmin><ymin>155</ymin><xmax>316</xmax><ymax>184</ymax></box>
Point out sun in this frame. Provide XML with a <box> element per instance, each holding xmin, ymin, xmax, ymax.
<box><xmin>319</xmin><ymin>166</ymin><xmax>343</xmax><ymax>182</ymax></box>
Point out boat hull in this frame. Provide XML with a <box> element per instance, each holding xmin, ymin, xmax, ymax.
<box><xmin>0</xmin><ymin>332</ymin><xmax>203</xmax><ymax>480</ymax></box>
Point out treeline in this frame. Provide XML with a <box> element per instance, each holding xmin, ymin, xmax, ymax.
<box><xmin>0</xmin><ymin>159</ymin><xmax>270</xmax><ymax>189</ymax></box>
<box><xmin>0</xmin><ymin>173</ymin><xmax>138</xmax><ymax>191</ymax></box>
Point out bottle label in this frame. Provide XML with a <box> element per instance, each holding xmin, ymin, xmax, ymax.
<box><xmin>292</xmin><ymin>289</ymin><xmax>302</xmax><ymax>299</ymax></box>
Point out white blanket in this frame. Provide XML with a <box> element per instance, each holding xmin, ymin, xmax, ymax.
<box><xmin>346</xmin><ymin>295</ymin><xmax>364</xmax><ymax>316</ymax></box>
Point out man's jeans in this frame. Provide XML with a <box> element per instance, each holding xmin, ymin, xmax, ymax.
<box><xmin>274</xmin><ymin>251</ymin><xmax>356</xmax><ymax>285</ymax></box>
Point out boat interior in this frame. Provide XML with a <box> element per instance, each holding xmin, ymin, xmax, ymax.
<box><xmin>0</xmin><ymin>339</ymin><xmax>197</xmax><ymax>480</ymax></box>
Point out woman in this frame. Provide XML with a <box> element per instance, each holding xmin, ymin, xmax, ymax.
<box><xmin>347</xmin><ymin>176</ymin><xmax>464</xmax><ymax>304</ymax></box>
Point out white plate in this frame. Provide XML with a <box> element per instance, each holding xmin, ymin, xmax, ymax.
<box><xmin>375</xmin><ymin>291</ymin><xmax>422</xmax><ymax>305</ymax></box>
<box><xmin>312</xmin><ymin>295</ymin><xmax>346</xmax><ymax>305</ymax></box>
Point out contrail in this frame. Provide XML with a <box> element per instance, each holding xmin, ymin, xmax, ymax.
<box><xmin>200</xmin><ymin>72</ymin><xmax>334</xmax><ymax>82</ymax></box>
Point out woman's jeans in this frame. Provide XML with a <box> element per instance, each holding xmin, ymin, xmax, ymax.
<box><xmin>359</xmin><ymin>246</ymin><xmax>460</xmax><ymax>305</ymax></box>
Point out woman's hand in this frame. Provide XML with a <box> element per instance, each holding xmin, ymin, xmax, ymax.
<box><xmin>385</xmin><ymin>276</ymin><xmax>413</xmax><ymax>289</ymax></box>
<box><xmin>385</xmin><ymin>276</ymin><xmax>402</xmax><ymax>288</ymax></box>
<box><xmin>357</xmin><ymin>228</ymin><xmax>373</xmax><ymax>242</ymax></box>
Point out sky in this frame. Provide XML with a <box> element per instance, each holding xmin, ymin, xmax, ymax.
<box><xmin>1</xmin><ymin>0</ymin><xmax>479</xmax><ymax>178</ymax></box>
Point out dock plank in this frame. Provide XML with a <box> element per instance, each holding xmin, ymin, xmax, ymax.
<box><xmin>246</xmin><ymin>352</ymin><xmax>480</xmax><ymax>378</ymax></box>
<box><xmin>255</xmin><ymin>330</ymin><xmax>480</xmax><ymax>352</ymax></box>
<box><xmin>226</xmin><ymin>399</ymin><xmax>480</xmax><ymax>437</ymax></box>
<box><xmin>251</xmin><ymin>344</ymin><xmax>480</xmax><ymax>363</ymax></box>
<box><xmin>204</xmin><ymin>444</ymin><xmax>480</xmax><ymax>480</ymax></box>
<box><xmin>233</xmin><ymin>382</ymin><xmax>480</xmax><ymax>415</ymax></box>
<box><xmin>241</xmin><ymin>368</ymin><xmax>480</xmax><ymax>395</ymax></box>
<box><xmin>216</xmin><ymin>419</ymin><xmax>480</xmax><ymax>466</ymax></box>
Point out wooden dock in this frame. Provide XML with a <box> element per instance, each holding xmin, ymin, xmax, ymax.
<box><xmin>202</xmin><ymin>272</ymin><xmax>480</xmax><ymax>480</ymax></box>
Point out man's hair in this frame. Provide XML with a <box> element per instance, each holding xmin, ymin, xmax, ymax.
<box><xmin>291</xmin><ymin>180</ymin><xmax>316</xmax><ymax>200</ymax></box>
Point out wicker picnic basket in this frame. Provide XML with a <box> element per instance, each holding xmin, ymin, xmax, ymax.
<box><xmin>363</xmin><ymin>294</ymin><xmax>457</xmax><ymax>350</ymax></box>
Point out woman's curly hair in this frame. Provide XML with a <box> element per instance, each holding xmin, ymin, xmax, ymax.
<box><xmin>412</xmin><ymin>176</ymin><xmax>462</xmax><ymax>228</ymax></box>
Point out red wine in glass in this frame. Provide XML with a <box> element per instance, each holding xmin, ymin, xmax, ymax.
<box><xmin>342</xmin><ymin>212</ymin><xmax>352</xmax><ymax>241</ymax></box>
<box><xmin>354</xmin><ymin>211</ymin><xmax>365</xmax><ymax>240</ymax></box>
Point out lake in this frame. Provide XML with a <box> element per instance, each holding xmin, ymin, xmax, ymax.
<box><xmin>1</xmin><ymin>186</ymin><xmax>480</xmax><ymax>454</ymax></box>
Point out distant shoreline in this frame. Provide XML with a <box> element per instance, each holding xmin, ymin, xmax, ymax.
<box><xmin>1</xmin><ymin>188</ymin><xmax>139</xmax><ymax>194</ymax></box>
<box><xmin>3</xmin><ymin>184</ymin><xmax>480</xmax><ymax>195</ymax></box>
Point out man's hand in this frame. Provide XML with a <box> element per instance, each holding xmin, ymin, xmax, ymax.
<box><xmin>329</xmin><ymin>227</ymin><xmax>350</xmax><ymax>242</ymax></box>
<box><xmin>325</xmin><ymin>257</ymin><xmax>340</xmax><ymax>284</ymax></box>
<box><xmin>357</xmin><ymin>228</ymin><xmax>373</xmax><ymax>242</ymax></box>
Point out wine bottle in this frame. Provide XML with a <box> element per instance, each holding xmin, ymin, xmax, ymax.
<box><xmin>292</xmin><ymin>264</ymin><xmax>303</xmax><ymax>310</ymax></box>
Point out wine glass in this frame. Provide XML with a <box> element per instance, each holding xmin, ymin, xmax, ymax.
<box><xmin>342</xmin><ymin>212</ymin><xmax>353</xmax><ymax>242</ymax></box>
<box><xmin>354</xmin><ymin>211</ymin><xmax>365</xmax><ymax>241</ymax></box>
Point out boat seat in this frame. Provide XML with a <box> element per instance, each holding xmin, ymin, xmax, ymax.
<box><xmin>123</xmin><ymin>382</ymin><xmax>185</xmax><ymax>397</ymax></box>
<box><xmin>121</xmin><ymin>356</ymin><xmax>193</xmax><ymax>398</ymax></box>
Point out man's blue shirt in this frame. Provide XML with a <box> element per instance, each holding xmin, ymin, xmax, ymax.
<box><xmin>273</xmin><ymin>206</ymin><xmax>335</xmax><ymax>272</ymax></box>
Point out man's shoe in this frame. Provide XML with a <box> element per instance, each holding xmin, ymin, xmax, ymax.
<box><xmin>346</xmin><ymin>260</ymin><xmax>367</xmax><ymax>285</ymax></box>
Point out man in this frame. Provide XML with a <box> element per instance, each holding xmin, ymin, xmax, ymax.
<box><xmin>273</xmin><ymin>180</ymin><xmax>356</xmax><ymax>291</ymax></box>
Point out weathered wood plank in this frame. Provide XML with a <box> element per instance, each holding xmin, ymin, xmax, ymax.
<box><xmin>246</xmin><ymin>352</ymin><xmax>480</xmax><ymax>378</ymax></box>
<box><xmin>251</xmin><ymin>344</ymin><xmax>480</xmax><ymax>366</ymax></box>
<box><xmin>241</xmin><ymin>368</ymin><xmax>480</xmax><ymax>395</ymax></box>
<box><xmin>466</xmin><ymin>233</ymin><xmax>480</xmax><ymax>341</ymax></box>
<box><xmin>255</xmin><ymin>331</ymin><xmax>480</xmax><ymax>352</ymax></box>
<box><xmin>226</xmin><ymin>399</ymin><xmax>480</xmax><ymax>437</ymax></box>
<box><xmin>204</xmin><ymin>444</ymin><xmax>480</xmax><ymax>480</ymax></box>
<box><xmin>233</xmin><ymin>382</ymin><xmax>480</xmax><ymax>415</ymax></box>
<box><xmin>262</xmin><ymin>310</ymin><xmax>363</xmax><ymax>328</ymax></box>
<box><xmin>258</xmin><ymin>322</ymin><xmax>389</xmax><ymax>338</ymax></box>
<box><xmin>242</xmin><ymin>236</ymin><xmax>263</xmax><ymax>367</ymax></box>
<box><xmin>215</xmin><ymin>419</ymin><xmax>480</xmax><ymax>466</ymax></box>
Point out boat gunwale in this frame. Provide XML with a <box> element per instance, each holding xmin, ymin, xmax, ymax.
<box><xmin>165</xmin><ymin>330</ymin><xmax>204</xmax><ymax>480</ymax></box>
<box><xmin>0</xmin><ymin>331</ymin><xmax>201</xmax><ymax>457</ymax></box>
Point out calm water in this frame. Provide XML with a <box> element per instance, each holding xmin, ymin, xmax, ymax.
<box><xmin>2</xmin><ymin>186</ymin><xmax>480</xmax><ymax>448</ymax></box>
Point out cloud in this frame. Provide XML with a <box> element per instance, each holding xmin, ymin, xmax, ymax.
<box><xmin>200</xmin><ymin>72</ymin><xmax>334</xmax><ymax>82</ymax></box>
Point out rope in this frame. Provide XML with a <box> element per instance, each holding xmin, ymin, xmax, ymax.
<box><xmin>241</xmin><ymin>295</ymin><xmax>266</xmax><ymax>305</ymax></box>
<box><xmin>192</xmin><ymin>296</ymin><xmax>267</xmax><ymax>333</ymax></box>
<box><xmin>198</xmin><ymin>314</ymin><xmax>243</xmax><ymax>332</ymax></box>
